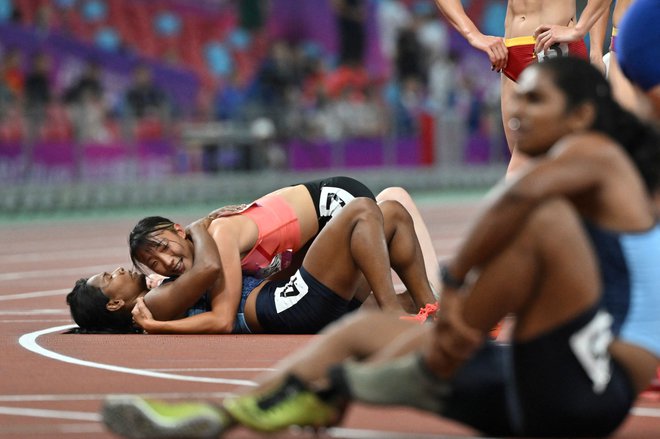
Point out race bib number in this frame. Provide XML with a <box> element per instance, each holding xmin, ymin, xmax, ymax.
<box><xmin>274</xmin><ymin>271</ymin><xmax>309</xmax><ymax>313</ymax></box>
<box><xmin>569</xmin><ymin>310</ymin><xmax>614</xmax><ymax>393</ymax></box>
<box><xmin>537</xmin><ymin>43</ymin><xmax>569</xmax><ymax>62</ymax></box>
<box><xmin>319</xmin><ymin>187</ymin><xmax>355</xmax><ymax>219</ymax></box>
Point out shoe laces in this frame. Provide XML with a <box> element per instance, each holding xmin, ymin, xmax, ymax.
<box><xmin>400</xmin><ymin>301</ymin><xmax>439</xmax><ymax>323</ymax></box>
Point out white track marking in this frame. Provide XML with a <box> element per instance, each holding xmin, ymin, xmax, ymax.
<box><xmin>0</xmin><ymin>247</ymin><xmax>126</xmax><ymax>263</ymax></box>
<box><xmin>632</xmin><ymin>407</ymin><xmax>660</xmax><ymax>417</ymax></box>
<box><xmin>0</xmin><ymin>406</ymin><xmax>101</xmax><ymax>421</ymax></box>
<box><xmin>150</xmin><ymin>367</ymin><xmax>276</xmax><ymax>372</ymax></box>
<box><xmin>0</xmin><ymin>289</ymin><xmax>69</xmax><ymax>301</ymax></box>
<box><xmin>0</xmin><ymin>309</ymin><xmax>69</xmax><ymax>316</ymax></box>
<box><xmin>19</xmin><ymin>325</ymin><xmax>257</xmax><ymax>387</ymax></box>
<box><xmin>0</xmin><ymin>264</ymin><xmax>121</xmax><ymax>281</ymax></box>
<box><xmin>0</xmin><ymin>392</ymin><xmax>234</xmax><ymax>402</ymax></box>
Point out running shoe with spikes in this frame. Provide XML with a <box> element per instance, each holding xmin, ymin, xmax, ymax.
<box><xmin>400</xmin><ymin>301</ymin><xmax>439</xmax><ymax>324</ymax></box>
<box><xmin>223</xmin><ymin>375</ymin><xmax>342</xmax><ymax>433</ymax></box>
<box><xmin>102</xmin><ymin>394</ymin><xmax>232</xmax><ymax>439</ymax></box>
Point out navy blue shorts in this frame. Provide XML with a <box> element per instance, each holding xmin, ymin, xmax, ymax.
<box><xmin>443</xmin><ymin>305</ymin><xmax>635</xmax><ymax>437</ymax></box>
<box><xmin>255</xmin><ymin>266</ymin><xmax>362</xmax><ymax>334</ymax></box>
<box><xmin>301</xmin><ymin>176</ymin><xmax>375</xmax><ymax>230</ymax></box>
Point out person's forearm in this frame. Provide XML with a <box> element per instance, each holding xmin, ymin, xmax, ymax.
<box><xmin>574</xmin><ymin>0</ymin><xmax>612</xmax><ymax>39</ymax></box>
<box><xmin>444</xmin><ymin>180</ymin><xmax>542</xmax><ymax>284</ymax></box>
<box><xmin>589</xmin><ymin>2</ymin><xmax>611</xmax><ymax>57</ymax></box>
<box><xmin>188</xmin><ymin>222</ymin><xmax>222</xmax><ymax>287</ymax></box>
<box><xmin>142</xmin><ymin>312</ymin><xmax>234</xmax><ymax>334</ymax></box>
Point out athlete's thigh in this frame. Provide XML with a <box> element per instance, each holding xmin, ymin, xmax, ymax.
<box><xmin>461</xmin><ymin>198</ymin><xmax>599</xmax><ymax>340</ymax></box>
<box><xmin>302</xmin><ymin>198</ymin><xmax>378</xmax><ymax>294</ymax></box>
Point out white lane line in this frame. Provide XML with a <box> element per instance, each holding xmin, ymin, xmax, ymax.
<box><xmin>632</xmin><ymin>407</ymin><xmax>660</xmax><ymax>417</ymax></box>
<box><xmin>19</xmin><ymin>325</ymin><xmax>257</xmax><ymax>387</ymax></box>
<box><xmin>0</xmin><ymin>265</ymin><xmax>117</xmax><ymax>282</ymax></box>
<box><xmin>0</xmin><ymin>265</ymin><xmax>120</xmax><ymax>281</ymax></box>
<box><xmin>0</xmin><ymin>406</ymin><xmax>101</xmax><ymax>422</ymax></box>
<box><xmin>150</xmin><ymin>368</ymin><xmax>276</xmax><ymax>372</ymax></box>
<box><xmin>327</xmin><ymin>427</ymin><xmax>475</xmax><ymax>438</ymax></box>
<box><xmin>0</xmin><ymin>247</ymin><xmax>126</xmax><ymax>264</ymax></box>
<box><xmin>0</xmin><ymin>309</ymin><xmax>69</xmax><ymax>316</ymax></box>
<box><xmin>0</xmin><ymin>289</ymin><xmax>69</xmax><ymax>301</ymax></box>
<box><xmin>0</xmin><ymin>392</ymin><xmax>234</xmax><ymax>402</ymax></box>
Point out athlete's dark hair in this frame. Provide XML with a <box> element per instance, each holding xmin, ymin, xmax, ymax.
<box><xmin>66</xmin><ymin>278</ymin><xmax>138</xmax><ymax>333</ymax></box>
<box><xmin>129</xmin><ymin>216</ymin><xmax>176</xmax><ymax>273</ymax></box>
<box><xmin>536</xmin><ymin>57</ymin><xmax>660</xmax><ymax>193</ymax></box>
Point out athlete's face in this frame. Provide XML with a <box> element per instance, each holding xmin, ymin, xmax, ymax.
<box><xmin>508</xmin><ymin>67</ymin><xmax>579</xmax><ymax>156</ymax></box>
<box><xmin>87</xmin><ymin>267</ymin><xmax>148</xmax><ymax>310</ymax></box>
<box><xmin>135</xmin><ymin>225</ymin><xmax>194</xmax><ymax>277</ymax></box>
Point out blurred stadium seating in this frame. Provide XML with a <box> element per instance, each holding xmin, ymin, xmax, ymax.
<box><xmin>0</xmin><ymin>0</ymin><xmax>510</xmax><ymax>213</ymax></box>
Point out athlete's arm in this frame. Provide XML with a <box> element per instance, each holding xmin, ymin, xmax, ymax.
<box><xmin>143</xmin><ymin>219</ymin><xmax>222</xmax><ymax>321</ymax></box>
<box><xmin>534</xmin><ymin>0</ymin><xmax>611</xmax><ymax>54</ymax></box>
<box><xmin>443</xmin><ymin>132</ymin><xmax>613</xmax><ymax>285</ymax></box>
<box><xmin>589</xmin><ymin>1</ymin><xmax>613</xmax><ymax>73</ymax></box>
<box><xmin>434</xmin><ymin>0</ymin><xmax>507</xmax><ymax>71</ymax></box>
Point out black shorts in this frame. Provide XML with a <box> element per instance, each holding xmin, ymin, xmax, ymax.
<box><xmin>443</xmin><ymin>305</ymin><xmax>635</xmax><ymax>437</ymax></box>
<box><xmin>301</xmin><ymin>176</ymin><xmax>375</xmax><ymax>230</ymax></box>
<box><xmin>255</xmin><ymin>266</ymin><xmax>362</xmax><ymax>334</ymax></box>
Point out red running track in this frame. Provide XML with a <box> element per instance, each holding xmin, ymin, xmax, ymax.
<box><xmin>1</xmin><ymin>199</ymin><xmax>658</xmax><ymax>438</ymax></box>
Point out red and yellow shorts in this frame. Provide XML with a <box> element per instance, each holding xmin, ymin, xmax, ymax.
<box><xmin>502</xmin><ymin>36</ymin><xmax>588</xmax><ymax>82</ymax></box>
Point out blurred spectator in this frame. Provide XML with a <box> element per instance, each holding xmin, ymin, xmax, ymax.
<box><xmin>376</xmin><ymin>0</ymin><xmax>411</xmax><ymax>64</ymax></box>
<box><xmin>1</xmin><ymin>48</ymin><xmax>24</xmax><ymax>98</ymax></box>
<box><xmin>252</xmin><ymin>40</ymin><xmax>300</xmax><ymax>107</ymax></box>
<box><xmin>63</xmin><ymin>61</ymin><xmax>104</xmax><ymax>104</ymax></box>
<box><xmin>34</xmin><ymin>3</ymin><xmax>55</xmax><ymax>36</ymax></box>
<box><xmin>0</xmin><ymin>0</ymin><xmax>20</xmax><ymax>23</ymax></box>
<box><xmin>24</xmin><ymin>52</ymin><xmax>52</xmax><ymax>110</ymax></box>
<box><xmin>413</xmin><ymin>1</ymin><xmax>449</xmax><ymax>70</ymax></box>
<box><xmin>238</xmin><ymin>0</ymin><xmax>268</xmax><ymax>35</ymax></box>
<box><xmin>395</xmin><ymin>24</ymin><xmax>426</xmax><ymax>83</ymax></box>
<box><xmin>213</xmin><ymin>71</ymin><xmax>249</xmax><ymax>121</ymax></box>
<box><xmin>124</xmin><ymin>64</ymin><xmax>168</xmax><ymax>119</ymax></box>
<box><xmin>64</xmin><ymin>60</ymin><xmax>109</xmax><ymax>143</ymax></box>
<box><xmin>331</xmin><ymin>0</ymin><xmax>366</xmax><ymax>67</ymax></box>
<box><xmin>428</xmin><ymin>50</ymin><xmax>459</xmax><ymax>109</ymax></box>
<box><xmin>23</xmin><ymin>52</ymin><xmax>52</xmax><ymax>144</ymax></box>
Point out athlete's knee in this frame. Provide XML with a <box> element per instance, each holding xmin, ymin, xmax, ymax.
<box><xmin>376</xmin><ymin>186</ymin><xmax>411</xmax><ymax>204</ymax></box>
<box><xmin>378</xmin><ymin>199</ymin><xmax>413</xmax><ymax>227</ymax></box>
<box><xmin>347</xmin><ymin>197</ymin><xmax>383</xmax><ymax>225</ymax></box>
<box><xmin>524</xmin><ymin>198</ymin><xmax>580</xmax><ymax>239</ymax></box>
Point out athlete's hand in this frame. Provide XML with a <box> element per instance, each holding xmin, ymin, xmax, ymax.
<box><xmin>533</xmin><ymin>24</ymin><xmax>580</xmax><ymax>54</ymax></box>
<box><xmin>424</xmin><ymin>289</ymin><xmax>484</xmax><ymax>378</ymax></box>
<box><xmin>184</xmin><ymin>216</ymin><xmax>213</xmax><ymax>237</ymax></box>
<box><xmin>131</xmin><ymin>297</ymin><xmax>155</xmax><ymax>331</ymax></box>
<box><xmin>207</xmin><ymin>203</ymin><xmax>250</xmax><ymax>219</ymax></box>
<box><xmin>468</xmin><ymin>33</ymin><xmax>507</xmax><ymax>72</ymax></box>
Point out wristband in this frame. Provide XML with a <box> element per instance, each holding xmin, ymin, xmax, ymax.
<box><xmin>440</xmin><ymin>264</ymin><xmax>464</xmax><ymax>289</ymax></box>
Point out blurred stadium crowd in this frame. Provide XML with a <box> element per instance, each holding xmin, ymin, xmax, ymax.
<box><xmin>0</xmin><ymin>0</ymin><xmax>508</xmax><ymax>185</ymax></box>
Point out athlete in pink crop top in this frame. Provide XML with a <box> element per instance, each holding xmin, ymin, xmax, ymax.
<box><xmin>213</xmin><ymin>195</ymin><xmax>302</xmax><ymax>278</ymax></box>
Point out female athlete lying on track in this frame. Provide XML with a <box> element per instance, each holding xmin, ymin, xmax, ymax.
<box><xmin>102</xmin><ymin>57</ymin><xmax>660</xmax><ymax>438</ymax></box>
<box><xmin>127</xmin><ymin>176</ymin><xmax>438</xmax><ymax>319</ymax></box>
<box><xmin>67</xmin><ymin>196</ymin><xmax>436</xmax><ymax>335</ymax></box>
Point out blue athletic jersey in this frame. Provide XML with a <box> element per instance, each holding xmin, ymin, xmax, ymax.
<box><xmin>583</xmin><ymin>221</ymin><xmax>660</xmax><ymax>357</ymax></box>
